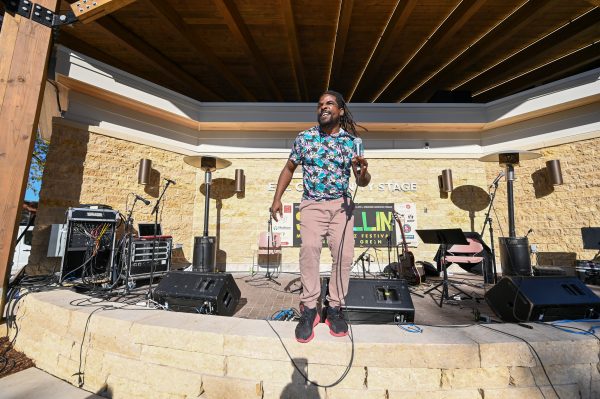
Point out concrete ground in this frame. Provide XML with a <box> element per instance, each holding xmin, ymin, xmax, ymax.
<box><xmin>0</xmin><ymin>368</ymin><xmax>104</xmax><ymax>399</ymax></box>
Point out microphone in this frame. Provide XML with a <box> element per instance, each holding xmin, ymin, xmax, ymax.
<box><xmin>354</xmin><ymin>137</ymin><xmax>364</xmax><ymax>172</ymax></box>
<box><xmin>525</xmin><ymin>228</ymin><xmax>533</xmax><ymax>238</ymax></box>
<box><xmin>489</xmin><ymin>171</ymin><xmax>505</xmax><ymax>188</ymax></box>
<box><xmin>164</xmin><ymin>178</ymin><xmax>176</xmax><ymax>185</ymax></box>
<box><xmin>134</xmin><ymin>194</ymin><xmax>150</xmax><ymax>205</ymax></box>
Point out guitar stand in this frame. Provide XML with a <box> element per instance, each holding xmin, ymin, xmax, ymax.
<box><xmin>416</xmin><ymin>228</ymin><xmax>472</xmax><ymax>308</ymax></box>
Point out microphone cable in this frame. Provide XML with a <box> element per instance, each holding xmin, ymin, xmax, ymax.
<box><xmin>266</xmin><ymin>160</ymin><xmax>363</xmax><ymax>388</ymax></box>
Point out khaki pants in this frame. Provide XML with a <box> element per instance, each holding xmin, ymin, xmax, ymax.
<box><xmin>299</xmin><ymin>198</ymin><xmax>355</xmax><ymax>308</ymax></box>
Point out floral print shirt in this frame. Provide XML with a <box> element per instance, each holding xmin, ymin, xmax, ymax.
<box><xmin>289</xmin><ymin>126</ymin><xmax>357</xmax><ymax>201</ymax></box>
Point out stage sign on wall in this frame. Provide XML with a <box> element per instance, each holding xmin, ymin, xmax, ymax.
<box><xmin>273</xmin><ymin>203</ymin><xmax>417</xmax><ymax>248</ymax></box>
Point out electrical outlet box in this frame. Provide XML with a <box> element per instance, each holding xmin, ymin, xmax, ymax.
<box><xmin>530</xmin><ymin>244</ymin><xmax>537</xmax><ymax>253</ymax></box>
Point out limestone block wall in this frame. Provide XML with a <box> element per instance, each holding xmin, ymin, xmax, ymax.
<box><xmin>11</xmin><ymin>290</ymin><xmax>600</xmax><ymax>399</ymax></box>
<box><xmin>485</xmin><ymin>137</ymin><xmax>600</xmax><ymax>269</ymax></box>
<box><xmin>30</xmin><ymin>123</ymin><xmax>600</xmax><ymax>275</ymax></box>
<box><xmin>30</xmin><ymin>123</ymin><xmax>490</xmax><ymax>274</ymax></box>
<box><xmin>29</xmin><ymin>123</ymin><xmax>198</xmax><ymax>275</ymax></box>
<box><xmin>209</xmin><ymin>156</ymin><xmax>489</xmax><ymax>270</ymax></box>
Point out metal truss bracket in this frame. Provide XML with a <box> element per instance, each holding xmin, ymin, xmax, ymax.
<box><xmin>1</xmin><ymin>0</ymin><xmax>78</xmax><ymax>27</ymax></box>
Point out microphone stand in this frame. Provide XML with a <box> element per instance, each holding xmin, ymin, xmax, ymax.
<box><xmin>480</xmin><ymin>181</ymin><xmax>500</xmax><ymax>284</ymax></box>
<box><xmin>356</xmin><ymin>247</ymin><xmax>371</xmax><ymax>279</ymax></box>
<box><xmin>147</xmin><ymin>180</ymin><xmax>173</xmax><ymax>299</ymax></box>
<box><xmin>263</xmin><ymin>214</ymin><xmax>280</xmax><ymax>285</ymax></box>
<box><xmin>122</xmin><ymin>197</ymin><xmax>141</xmax><ymax>294</ymax></box>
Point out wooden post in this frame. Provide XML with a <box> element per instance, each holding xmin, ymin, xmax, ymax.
<box><xmin>0</xmin><ymin>0</ymin><xmax>59</xmax><ymax>316</ymax></box>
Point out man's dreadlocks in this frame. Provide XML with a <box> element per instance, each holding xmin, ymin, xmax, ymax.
<box><xmin>322</xmin><ymin>90</ymin><xmax>367</xmax><ymax>137</ymax></box>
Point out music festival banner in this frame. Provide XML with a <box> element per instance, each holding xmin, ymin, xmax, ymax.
<box><xmin>273</xmin><ymin>203</ymin><xmax>417</xmax><ymax>248</ymax></box>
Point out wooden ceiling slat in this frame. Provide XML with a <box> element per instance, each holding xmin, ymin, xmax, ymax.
<box><xmin>349</xmin><ymin>0</ymin><xmax>418</xmax><ymax>102</ymax></box>
<box><xmin>282</xmin><ymin>0</ymin><xmax>308</xmax><ymax>102</ymax></box>
<box><xmin>474</xmin><ymin>42</ymin><xmax>600</xmax><ymax>102</ymax></box>
<box><xmin>94</xmin><ymin>16</ymin><xmax>223</xmax><ymax>101</ymax></box>
<box><xmin>146</xmin><ymin>0</ymin><xmax>256</xmax><ymax>101</ymax></box>
<box><xmin>405</xmin><ymin>0</ymin><xmax>553</xmax><ymax>103</ymax></box>
<box><xmin>329</xmin><ymin>0</ymin><xmax>354</xmax><ymax>90</ymax></box>
<box><xmin>376</xmin><ymin>0</ymin><xmax>487</xmax><ymax>102</ymax></box>
<box><xmin>213</xmin><ymin>0</ymin><xmax>282</xmax><ymax>101</ymax></box>
<box><xmin>457</xmin><ymin>8</ymin><xmax>600</xmax><ymax>94</ymax></box>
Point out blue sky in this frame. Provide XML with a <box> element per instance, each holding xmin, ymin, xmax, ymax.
<box><xmin>24</xmin><ymin>174</ymin><xmax>41</xmax><ymax>201</ymax></box>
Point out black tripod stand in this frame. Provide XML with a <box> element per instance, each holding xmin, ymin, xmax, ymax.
<box><xmin>418</xmin><ymin>228</ymin><xmax>472</xmax><ymax>308</ymax></box>
<box><xmin>248</xmin><ymin>213</ymin><xmax>281</xmax><ymax>285</ymax></box>
<box><xmin>147</xmin><ymin>179</ymin><xmax>174</xmax><ymax>298</ymax></box>
<box><xmin>480</xmin><ymin>179</ymin><xmax>500</xmax><ymax>284</ymax></box>
<box><xmin>264</xmin><ymin>214</ymin><xmax>281</xmax><ymax>285</ymax></box>
<box><xmin>120</xmin><ymin>195</ymin><xmax>144</xmax><ymax>293</ymax></box>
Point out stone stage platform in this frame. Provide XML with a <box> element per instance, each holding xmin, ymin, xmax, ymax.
<box><xmin>6</xmin><ymin>269</ymin><xmax>600</xmax><ymax>399</ymax></box>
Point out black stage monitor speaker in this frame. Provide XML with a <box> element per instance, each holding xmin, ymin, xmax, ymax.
<box><xmin>485</xmin><ymin>276</ymin><xmax>600</xmax><ymax>322</ymax></box>
<box><xmin>322</xmin><ymin>278</ymin><xmax>415</xmax><ymax>324</ymax></box>
<box><xmin>153</xmin><ymin>271</ymin><xmax>240</xmax><ymax>316</ymax></box>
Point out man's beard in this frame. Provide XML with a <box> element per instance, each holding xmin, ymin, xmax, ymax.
<box><xmin>318</xmin><ymin>113</ymin><xmax>339</xmax><ymax>130</ymax></box>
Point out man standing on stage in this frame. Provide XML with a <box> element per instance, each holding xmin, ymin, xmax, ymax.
<box><xmin>271</xmin><ymin>90</ymin><xmax>371</xmax><ymax>343</ymax></box>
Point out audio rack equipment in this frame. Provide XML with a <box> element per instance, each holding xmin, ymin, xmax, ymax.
<box><xmin>59</xmin><ymin>207</ymin><xmax>119</xmax><ymax>283</ymax></box>
<box><xmin>125</xmin><ymin>237</ymin><xmax>172</xmax><ymax>280</ymax></box>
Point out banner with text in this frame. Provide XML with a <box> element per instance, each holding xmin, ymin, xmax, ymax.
<box><xmin>273</xmin><ymin>203</ymin><xmax>417</xmax><ymax>247</ymax></box>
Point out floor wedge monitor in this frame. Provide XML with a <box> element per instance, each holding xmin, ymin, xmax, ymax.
<box><xmin>322</xmin><ymin>277</ymin><xmax>415</xmax><ymax>324</ymax></box>
<box><xmin>485</xmin><ymin>276</ymin><xmax>600</xmax><ymax>322</ymax></box>
<box><xmin>153</xmin><ymin>271</ymin><xmax>240</xmax><ymax>316</ymax></box>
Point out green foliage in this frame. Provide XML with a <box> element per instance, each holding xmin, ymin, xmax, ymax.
<box><xmin>27</xmin><ymin>131</ymin><xmax>49</xmax><ymax>196</ymax></box>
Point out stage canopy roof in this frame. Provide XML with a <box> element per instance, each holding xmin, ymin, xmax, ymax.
<box><xmin>36</xmin><ymin>1</ymin><xmax>600</xmax><ymax>103</ymax></box>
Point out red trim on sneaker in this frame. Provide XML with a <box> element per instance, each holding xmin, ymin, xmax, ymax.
<box><xmin>325</xmin><ymin>318</ymin><xmax>348</xmax><ymax>337</ymax></box>
<box><xmin>296</xmin><ymin>313</ymin><xmax>321</xmax><ymax>343</ymax></box>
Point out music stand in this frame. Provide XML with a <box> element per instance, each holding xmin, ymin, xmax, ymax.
<box><xmin>417</xmin><ymin>228</ymin><xmax>471</xmax><ymax>308</ymax></box>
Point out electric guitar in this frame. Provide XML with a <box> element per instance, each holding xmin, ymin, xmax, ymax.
<box><xmin>392</xmin><ymin>211</ymin><xmax>422</xmax><ymax>286</ymax></box>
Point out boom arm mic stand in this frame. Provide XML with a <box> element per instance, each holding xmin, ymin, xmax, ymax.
<box><xmin>480</xmin><ymin>179</ymin><xmax>500</xmax><ymax>284</ymax></box>
<box><xmin>147</xmin><ymin>180</ymin><xmax>173</xmax><ymax>299</ymax></box>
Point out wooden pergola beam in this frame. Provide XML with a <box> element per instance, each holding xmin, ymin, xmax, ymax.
<box><xmin>95</xmin><ymin>16</ymin><xmax>224</xmax><ymax>101</ymax></box>
<box><xmin>0</xmin><ymin>0</ymin><xmax>59</xmax><ymax>316</ymax></box>
<box><xmin>70</xmin><ymin>0</ymin><xmax>136</xmax><ymax>24</ymax></box>
<box><xmin>376</xmin><ymin>0</ymin><xmax>486</xmax><ymax>102</ymax></box>
<box><xmin>405</xmin><ymin>0</ymin><xmax>554</xmax><ymax>102</ymax></box>
<box><xmin>457</xmin><ymin>8</ymin><xmax>600</xmax><ymax>94</ymax></box>
<box><xmin>147</xmin><ymin>0</ymin><xmax>256</xmax><ymax>101</ymax></box>
<box><xmin>474</xmin><ymin>42</ymin><xmax>600</xmax><ymax>103</ymax></box>
<box><xmin>282</xmin><ymin>0</ymin><xmax>308</xmax><ymax>101</ymax></box>
<box><xmin>349</xmin><ymin>0</ymin><xmax>417</xmax><ymax>101</ymax></box>
<box><xmin>214</xmin><ymin>0</ymin><xmax>283</xmax><ymax>101</ymax></box>
<box><xmin>329</xmin><ymin>0</ymin><xmax>353</xmax><ymax>91</ymax></box>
